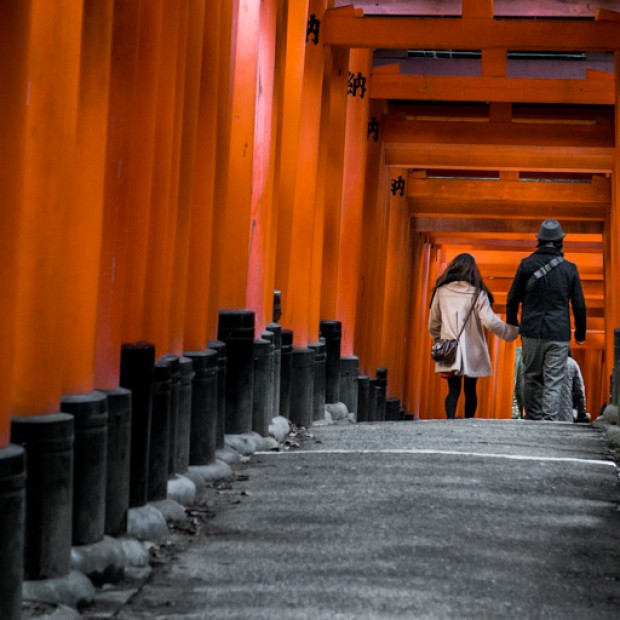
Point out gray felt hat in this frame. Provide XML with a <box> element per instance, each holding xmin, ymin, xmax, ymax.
<box><xmin>537</xmin><ymin>219</ymin><xmax>566</xmax><ymax>241</ymax></box>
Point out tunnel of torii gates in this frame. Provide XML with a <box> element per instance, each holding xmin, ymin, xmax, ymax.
<box><xmin>3</xmin><ymin>0</ymin><xmax>620</xmax><ymax>453</ymax></box>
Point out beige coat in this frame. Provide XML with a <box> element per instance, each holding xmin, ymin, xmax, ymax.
<box><xmin>429</xmin><ymin>281</ymin><xmax>518</xmax><ymax>377</ymax></box>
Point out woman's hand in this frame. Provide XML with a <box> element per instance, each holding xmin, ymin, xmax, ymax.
<box><xmin>503</xmin><ymin>323</ymin><xmax>519</xmax><ymax>342</ymax></box>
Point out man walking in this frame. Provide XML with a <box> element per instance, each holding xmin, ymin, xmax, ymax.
<box><xmin>506</xmin><ymin>219</ymin><xmax>586</xmax><ymax>421</ymax></box>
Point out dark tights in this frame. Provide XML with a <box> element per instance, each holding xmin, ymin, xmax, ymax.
<box><xmin>445</xmin><ymin>375</ymin><xmax>478</xmax><ymax>419</ymax></box>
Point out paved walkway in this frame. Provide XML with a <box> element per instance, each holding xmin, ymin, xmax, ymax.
<box><xmin>113</xmin><ymin>419</ymin><xmax>620</xmax><ymax>620</ymax></box>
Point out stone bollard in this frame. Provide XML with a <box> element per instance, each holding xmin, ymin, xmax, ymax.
<box><xmin>386</xmin><ymin>397</ymin><xmax>401</xmax><ymax>421</ymax></box>
<box><xmin>376</xmin><ymin>367</ymin><xmax>388</xmax><ymax>421</ymax></box>
<box><xmin>273</xmin><ymin>290</ymin><xmax>282</xmax><ymax>323</ymax></box>
<box><xmin>265</xmin><ymin>323</ymin><xmax>282</xmax><ymax>420</ymax></box>
<box><xmin>308</xmin><ymin>341</ymin><xmax>326</xmax><ymax>423</ymax></box>
<box><xmin>120</xmin><ymin>342</ymin><xmax>155</xmax><ymax>508</ymax></box>
<box><xmin>357</xmin><ymin>375</ymin><xmax>370</xmax><ymax>422</ymax></box>
<box><xmin>280</xmin><ymin>329</ymin><xmax>293</xmax><ymax>419</ymax></box>
<box><xmin>99</xmin><ymin>387</ymin><xmax>132</xmax><ymax>537</ymax></box>
<box><xmin>185</xmin><ymin>349</ymin><xmax>218</xmax><ymax>466</ymax></box>
<box><xmin>603</xmin><ymin>329</ymin><xmax>620</xmax><ymax>422</ymax></box>
<box><xmin>261</xmin><ymin>331</ymin><xmax>276</xmax><ymax>422</ymax></box>
<box><xmin>208</xmin><ymin>340</ymin><xmax>227</xmax><ymax>450</ymax></box>
<box><xmin>218</xmin><ymin>310</ymin><xmax>255</xmax><ymax>434</ymax></box>
<box><xmin>0</xmin><ymin>444</ymin><xmax>26</xmax><ymax>620</ymax></box>
<box><xmin>147</xmin><ymin>361</ymin><xmax>171</xmax><ymax>502</ymax></box>
<box><xmin>175</xmin><ymin>356</ymin><xmax>194</xmax><ymax>474</ymax></box>
<box><xmin>339</xmin><ymin>355</ymin><xmax>359</xmax><ymax>416</ymax></box>
<box><xmin>253</xmin><ymin>338</ymin><xmax>272</xmax><ymax>436</ymax></box>
<box><xmin>161</xmin><ymin>355</ymin><xmax>180</xmax><ymax>478</ymax></box>
<box><xmin>11</xmin><ymin>414</ymin><xmax>74</xmax><ymax>579</ymax></box>
<box><xmin>61</xmin><ymin>391</ymin><xmax>108</xmax><ymax>545</ymax></box>
<box><xmin>368</xmin><ymin>378</ymin><xmax>379</xmax><ymax>421</ymax></box>
<box><xmin>319</xmin><ymin>320</ymin><xmax>341</xmax><ymax>404</ymax></box>
<box><xmin>290</xmin><ymin>348</ymin><xmax>315</xmax><ymax>428</ymax></box>
<box><xmin>613</xmin><ymin>328</ymin><xmax>620</xmax><ymax>407</ymax></box>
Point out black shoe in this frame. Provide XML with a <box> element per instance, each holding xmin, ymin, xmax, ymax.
<box><xmin>574</xmin><ymin>412</ymin><xmax>590</xmax><ymax>424</ymax></box>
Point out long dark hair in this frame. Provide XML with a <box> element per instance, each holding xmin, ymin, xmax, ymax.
<box><xmin>430</xmin><ymin>252</ymin><xmax>494</xmax><ymax>306</ymax></box>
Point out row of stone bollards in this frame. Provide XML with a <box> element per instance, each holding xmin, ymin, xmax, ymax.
<box><xmin>0</xmin><ymin>310</ymin><xmax>407</xmax><ymax>619</ymax></box>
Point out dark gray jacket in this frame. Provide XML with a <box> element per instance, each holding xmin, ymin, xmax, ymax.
<box><xmin>506</xmin><ymin>246</ymin><xmax>586</xmax><ymax>342</ymax></box>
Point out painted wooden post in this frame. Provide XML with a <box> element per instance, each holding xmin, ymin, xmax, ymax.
<box><xmin>404</xmin><ymin>236</ymin><xmax>433</xmax><ymax>418</ymax></box>
<box><xmin>141</xmin><ymin>1</ymin><xmax>186</xmax><ymax>355</ymax></box>
<box><xmin>168</xmin><ymin>0</ymin><xmax>206</xmax><ymax>356</ymax></box>
<box><xmin>273</xmin><ymin>0</ymin><xmax>310</xmax><ymax>315</ymax></box>
<box><xmin>12</xmin><ymin>0</ymin><xmax>83</xmax><ymax>416</ymax></box>
<box><xmin>336</xmin><ymin>48</ymin><xmax>372</xmax><ymax>356</ymax></box>
<box><xmin>184</xmin><ymin>1</ymin><xmax>224</xmax><ymax>351</ymax></box>
<box><xmin>355</xmin><ymin>100</ymin><xmax>388</xmax><ymax>374</ymax></box>
<box><xmin>212</xmin><ymin>0</ymin><xmax>261</xmax><ymax>311</ymax></box>
<box><xmin>247</xmin><ymin>0</ymin><xmax>278</xmax><ymax>337</ymax></box>
<box><xmin>206</xmin><ymin>1</ymin><xmax>235</xmax><ymax>340</ymax></box>
<box><xmin>121</xmin><ymin>0</ymin><xmax>164</xmax><ymax>344</ymax></box>
<box><xmin>308</xmin><ymin>3</ymin><xmax>334</xmax><ymax>343</ymax></box>
<box><xmin>0</xmin><ymin>4</ymin><xmax>29</xmax><ymax>617</ymax></box>
<box><xmin>320</xmin><ymin>46</ymin><xmax>350</xmax><ymax>321</ymax></box>
<box><xmin>380</xmin><ymin>167</ymin><xmax>410</xmax><ymax>398</ymax></box>
<box><xmin>496</xmin><ymin>336</ymin><xmax>518</xmax><ymax>419</ymax></box>
<box><xmin>94</xmin><ymin>0</ymin><xmax>142</xmax><ymax>390</ymax></box>
<box><xmin>463</xmin><ymin>0</ymin><xmax>494</xmax><ymax>19</ymax></box>
<box><xmin>285</xmin><ymin>0</ymin><xmax>328</xmax><ymax>348</ymax></box>
<box><xmin>605</xmin><ymin>50</ymin><xmax>620</xmax><ymax>384</ymax></box>
<box><xmin>0</xmin><ymin>0</ymin><xmax>28</xmax><ymax>446</ymax></box>
<box><xmin>62</xmin><ymin>0</ymin><xmax>114</xmax><ymax>396</ymax></box>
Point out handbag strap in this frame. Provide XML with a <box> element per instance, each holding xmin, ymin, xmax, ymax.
<box><xmin>526</xmin><ymin>257</ymin><xmax>564</xmax><ymax>291</ymax></box>
<box><xmin>457</xmin><ymin>290</ymin><xmax>480</xmax><ymax>340</ymax></box>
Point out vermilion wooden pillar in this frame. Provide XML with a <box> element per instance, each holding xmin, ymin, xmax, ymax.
<box><xmin>422</xmin><ymin>240</ymin><xmax>439</xmax><ymax>419</ymax></box>
<box><xmin>273</xmin><ymin>0</ymin><xmax>310</xmax><ymax>320</ymax></box>
<box><xmin>61</xmin><ymin>0</ymin><xmax>114</xmax><ymax>395</ymax></box>
<box><xmin>319</xmin><ymin>46</ymin><xmax>349</xmax><ymax>321</ymax></box>
<box><xmin>380</xmin><ymin>168</ymin><xmax>410</xmax><ymax>399</ymax></box>
<box><xmin>336</xmin><ymin>48</ymin><xmax>372</xmax><ymax>356</ymax></box>
<box><xmin>168</xmin><ymin>0</ymin><xmax>206</xmax><ymax>356</ymax></box>
<box><xmin>403</xmin><ymin>235</ymin><xmax>433</xmax><ymax>418</ymax></box>
<box><xmin>184</xmin><ymin>1</ymin><xmax>225</xmax><ymax>350</ymax></box>
<box><xmin>463</xmin><ymin>0</ymin><xmax>494</xmax><ymax>19</ymax></box>
<box><xmin>141</xmin><ymin>1</ymin><xmax>187</xmax><ymax>355</ymax></box>
<box><xmin>95</xmin><ymin>0</ymin><xmax>141</xmax><ymax>390</ymax></box>
<box><xmin>212</xmin><ymin>0</ymin><xmax>260</xmax><ymax>311</ymax></box>
<box><xmin>121</xmin><ymin>0</ymin><xmax>164</xmax><ymax>344</ymax></box>
<box><xmin>207</xmin><ymin>1</ymin><xmax>234</xmax><ymax>340</ymax></box>
<box><xmin>284</xmin><ymin>0</ymin><xmax>328</xmax><ymax>347</ymax></box>
<box><xmin>308</xmin><ymin>38</ymin><xmax>333</xmax><ymax>339</ymax></box>
<box><xmin>246</xmin><ymin>0</ymin><xmax>278</xmax><ymax>336</ymax></box>
<box><xmin>354</xmin><ymin>100</ymin><xmax>387</xmax><ymax>375</ymax></box>
<box><xmin>605</xmin><ymin>49</ymin><xmax>620</xmax><ymax>386</ymax></box>
<box><xmin>264</xmin><ymin>0</ymin><xmax>287</xmax><ymax>328</ymax></box>
<box><xmin>12</xmin><ymin>0</ymin><xmax>83</xmax><ymax>416</ymax></box>
<box><xmin>305</xmin><ymin>0</ymin><xmax>332</xmax><ymax>345</ymax></box>
<box><xmin>0</xmin><ymin>0</ymin><xmax>29</xmax><ymax>444</ymax></box>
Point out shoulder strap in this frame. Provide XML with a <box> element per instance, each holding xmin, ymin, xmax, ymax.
<box><xmin>526</xmin><ymin>257</ymin><xmax>564</xmax><ymax>291</ymax></box>
<box><xmin>457</xmin><ymin>290</ymin><xmax>480</xmax><ymax>339</ymax></box>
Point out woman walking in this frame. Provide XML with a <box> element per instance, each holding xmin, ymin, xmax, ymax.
<box><xmin>429</xmin><ymin>253</ymin><xmax>518</xmax><ymax>419</ymax></box>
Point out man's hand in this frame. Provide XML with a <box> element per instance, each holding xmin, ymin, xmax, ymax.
<box><xmin>575</xmin><ymin>340</ymin><xmax>585</xmax><ymax>345</ymax></box>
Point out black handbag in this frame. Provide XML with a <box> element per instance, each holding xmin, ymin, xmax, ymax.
<box><xmin>431</xmin><ymin>338</ymin><xmax>459</xmax><ymax>364</ymax></box>
<box><xmin>431</xmin><ymin>291</ymin><xmax>479</xmax><ymax>364</ymax></box>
